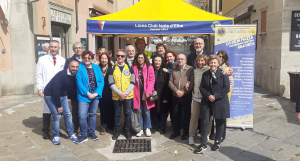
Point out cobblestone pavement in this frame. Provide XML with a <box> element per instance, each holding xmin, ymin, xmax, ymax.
<box><xmin>0</xmin><ymin>86</ymin><xmax>300</xmax><ymax>161</ymax></box>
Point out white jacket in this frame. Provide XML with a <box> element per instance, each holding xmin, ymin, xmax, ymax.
<box><xmin>193</xmin><ymin>66</ymin><xmax>209</xmax><ymax>100</ymax></box>
<box><xmin>35</xmin><ymin>54</ymin><xmax>66</xmax><ymax>113</ymax></box>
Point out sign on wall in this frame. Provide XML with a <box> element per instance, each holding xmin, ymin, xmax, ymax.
<box><xmin>215</xmin><ymin>25</ymin><xmax>257</xmax><ymax>129</ymax></box>
<box><xmin>290</xmin><ymin>11</ymin><xmax>300</xmax><ymax>51</ymax></box>
<box><xmin>50</xmin><ymin>9</ymin><xmax>72</xmax><ymax>25</ymax></box>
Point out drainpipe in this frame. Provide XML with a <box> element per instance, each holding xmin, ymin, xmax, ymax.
<box><xmin>75</xmin><ymin>0</ymin><xmax>79</xmax><ymax>33</ymax></box>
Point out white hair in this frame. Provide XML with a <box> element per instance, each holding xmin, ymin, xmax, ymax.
<box><xmin>42</xmin><ymin>43</ymin><xmax>49</xmax><ymax>48</ymax></box>
<box><xmin>126</xmin><ymin>45</ymin><xmax>135</xmax><ymax>51</ymax></box>
<box><xmin>72</xmin><ymin>42</ymin><xmax>83</xmax><ymax>49</ymax></box>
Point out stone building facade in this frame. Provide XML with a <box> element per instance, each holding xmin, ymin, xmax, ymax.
<box><xmin>223</xmin><ymin>0</ymin><xmax>300</xmax><ymax>97</ymax></box>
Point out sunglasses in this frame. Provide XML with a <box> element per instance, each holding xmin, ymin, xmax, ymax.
<box><xmin>84</xmin><ymin>57</ymin><xmax>92</xmax><ymax>60</ymax></box>
<box><xmin>116</xmin><ymin>55</ymin><xmax>125</xmax><ymax>58</ymax></box>
<box><xmin>219</xmin><ymin>55</ymin><xmax>223</xmax><ymax>58</ymax></box>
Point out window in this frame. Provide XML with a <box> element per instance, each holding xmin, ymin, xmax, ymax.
<box><xmin>107</xmin><ymin>0</ymin><xmax>113</xmax><ymax>3</ymax></box>
<box><xmin>219</xmin><ymin>0</ymin><xmax>222</xmax><ymax>11</ymax></box>
<box><xmin>261</xmin><ymin>11</ymin><xmax>267</xmax><ymax>32</ymax></box>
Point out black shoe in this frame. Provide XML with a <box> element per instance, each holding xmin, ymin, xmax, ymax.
<box><xmin>160</xmin><ymin>129</ymin><xmax>166</xmax><ymax>135</ymax></box>
<box><xmin>169</xmin><ymin>133</ymin><xmax>180</xmax><ymax>140</ymax></box>
<box><xmin>99</xmin><ymin>127</ymin><xmax>106</xmax><ymax>135</ymax></box>
<box><xmin>209</xmin><ymin>134</ymin><xmax>215</xmax><ymax>140</ymax></box>
<box><xmin>194</xmin><ymin>144</ymin><xmax>207</xmax><ymax>154</ymax></box>
<box><xmin>211</xmin><ymin>140</ymin><xmax>221</xmax><ymax>151</ymax></box>
<box><xmin>43</xmin><ymin>132</ymin><xmax>49</xmax><ymax>139</ymax></box>
<box><xmin>125</xmin><ymin>130</ymin><xmax>132</xmax><ymax>140</ymax></box>
<box><xmin>112</xmin><ymin>130</ymin><xmax>120</xmax><ymax>140</ymax></box>
<box><xmin>181</xmin><ymin>134</ymin><xmax>189</xmax><ymax>140</ymax></box>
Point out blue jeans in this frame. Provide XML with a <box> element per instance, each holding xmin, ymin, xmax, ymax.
<box><xmin>44</xmin><ymin>96</ymin><xmax>74</xmax><ymax>137</ymax></box>
<box><xmin>113</xmin><ymin>99</ymin><xmax>132</xmax><ymax>131</ymax></box>
<box><xmin>78</xmin><ymin>99</ymin><xmax>99</xmax><ymax>137</ymax></box>
<box><xmin>138</xmin><ymin>98</ymin><xmax>151</xmax><ymax>129</ymax></box>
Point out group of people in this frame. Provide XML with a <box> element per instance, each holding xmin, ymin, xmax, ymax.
<box><xmin>35</xmin><ymin>37</ymin><xmax>234</xmax><ymax>153</ymax></box>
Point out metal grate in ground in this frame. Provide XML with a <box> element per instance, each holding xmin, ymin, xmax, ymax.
<box><xmin>113</xmin><ymin>139</ymin><xmax>151</xmax><ymax>153</ymax></box>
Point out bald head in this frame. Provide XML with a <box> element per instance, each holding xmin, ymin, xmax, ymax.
<box><xmin>126</xmin><ymin>45</ymin><xmax>135</xmax><ymax>58</ymax></box>
<box><xmin>194</xmin><ymin>38</ymin><xmax>205</xmax><ymax>53</ymax></box>
<box><xmin>177</xmin><ymin>54</ymin><xmax>186</xmax><ymax>68</ymax></box>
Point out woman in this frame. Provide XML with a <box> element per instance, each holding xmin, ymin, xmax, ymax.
<box><xmin>98</xmin><ymin>52</ymin><xmax>114</xmax><ymax>135</ymax></box>
<box><xmin>132</xmin><ymin>52</ymin><xmax>155</xmax><ymax>137</ymax></box>
<box><xmin>162</xmin><ymin>50</ymin><xmax>177</xmax><ymax>73</ymax></box>
<box><xmin>208</xmin><ymin>50</ymin><xmax>235</xmax><ymax>141</ymax></box>
<box><xmin>194</xmin><ymin>55</ymin><xmax>230</xmax><ymax>153</ymax></box>
<box><xmin>76</xmin><ymin>50</ymin><xmax>104</xmax><ymax>143</ymax></box>
<box><xmin>150</xmin><ymin>54</ymin><xmax>169</xmax><ymax>135</ymax></box>
<box><xmin>188</xmin><ymin>54</ymin><xmax>210</xmax><ymax>144</ymax></box>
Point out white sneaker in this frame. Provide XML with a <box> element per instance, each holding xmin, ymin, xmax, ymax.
<box><xmin>136</xmin><ymin>130</ymin><xmax>144</xmax><ymax>137</ymax></box>
<box><xmin>145</xmin><ymin>128</ymin><xmax>151</xmax><ymax>137</ymax></box>
<box><xmin>207</xmin><ymin>136</ymin><xmax>210</xmax><ymax>141</ymax></box>
<box><xmin>189</xmin><ymin>136</ymin><xmax>194</xmax><ymax>144</ymax></box>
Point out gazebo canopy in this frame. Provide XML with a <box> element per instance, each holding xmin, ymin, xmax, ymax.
<box><xmin>86</xmin><ymin>0</ymin><xmax>234</xmax><ymax>37</ymax></box>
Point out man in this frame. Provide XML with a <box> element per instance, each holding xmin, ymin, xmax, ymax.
<box><xmin>155</xmin><ymin>43</ymin><xmax>166</xmax><ymax>57</ymax></box>
<box><xmin>36</xmin><ymin>40</ymin><xmax>66</xmax><ymax>139</ymax></box>
<box><xmin>169</xmin><ymin>54</ymin><xmax>194</xmax><ymax>140</ymax></box>
<box><xmin>125</xmin><ymin>45</ymin><xmax>135</xmax><ymax>67</ymax></box>
<box><xmin>187</xmin><ymin>38</ymin><xmax>213</xmax><ymax>68</ymax></box>
<box><xmin>108</xmin><ymin>49</ymin><xmax>135</xmax><ymax>140</ymax></box>
<box><xmin>109</xmin><ymin>50</ymin><xmax>116</xmax><ymax>63</ymax></box>
<box><xmin>135</xmin><ymin>38</ymin><xmax>152</xmax><ymax>60</ymax></box>
<box><xmin>43</xmin><ymin>60</ymin><xmax>80</xmax><ymax>145</ymax></box>
<box><xmin>64</xmin><ymin>42</ymin><xmax>84</xmax><ymax>135</ymax></box>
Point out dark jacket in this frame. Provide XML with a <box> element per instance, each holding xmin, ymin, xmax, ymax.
<box><xmin>187</xmin><ymin>50</ymin><xmax>214</xmax><ymax>68</ymax></box>
<box><xmin>99</xmin><ymin>65</ymin><xmax>113</xmax><ymax>98</ymax></box>
<box><xmin>64</xmin><ymin>54</ymin><xmax>82</xmax><ymax>100</ymax></box>
<box><xmin>199</xmin><ymin>68</ymin><xmax>230</xmax><ymax>119</ymax></box>
<box><xmin>44</xmin><ymin>69</ymin><xmax>76</xmax><ymax>108</ymax></box>
<box><xmin>153</xmin><ymin>67</ymin><xmax>169</xmax><ymax>113</ymax></box>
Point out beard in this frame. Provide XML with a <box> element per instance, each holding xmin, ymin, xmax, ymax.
<box><xmin>158</xmin><ymin>51</ymin><xmax>164</xmax><ymax>55</ymax></box>
<box><xmin>195</xmin><ymin>48</ymin><xmax>202</xmax><ymax>52</ymax></box>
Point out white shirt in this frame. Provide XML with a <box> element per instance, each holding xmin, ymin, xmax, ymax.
<box><xmin>196</xmin><ymin>50</ymin><xmax>203</xmax><ymax>56</ymax></box>
<box><xmin>35</xmin><ymin>54</ymin><xmax>66</xmax><ymax>113</ymax></box>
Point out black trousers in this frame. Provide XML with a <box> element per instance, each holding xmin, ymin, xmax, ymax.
<box><xmin>210</xmin><ymin>119</ymin><xmax>226</xmax><ymax>138</ymax></box>
<box><xmin>200</xmin><ymin>107</ymin><xmax>226</xmax><ymax>145</ymax></box>
<box><xmin>71</xmin><ymin>99</ymin><xmax>80</xmax><ymax>129</ymax></box>
<box><xmin>172</xmin><ymin>94</ymin><xmax>192</xmax><ymax>135</ymax></box>
<box><xmin>42</xmin><ymin>113</ymin><xmax>51</xmax><ymax>133</ymax></box>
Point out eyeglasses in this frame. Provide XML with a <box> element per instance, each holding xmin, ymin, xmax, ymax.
<box><xmin>116</xmin><ymin>55</ymin><xmax>125</xmax><ymax>58</ymax></box>
<box><xmin>219</xmin><ymin>55</ymin><xmax>223</xmax><ymax>58</ymax></box>
<box><xmin>194</xmin><ymin>43</ymin><xmax>203</xmax><ymax>45</ymax></box>
<box><xmin>84</xmin><ymin>57</ymin><xmax>92</xmax><ymax>60</ymax></box>
<box><xmin>74</xmin><ymin>47</ymin><xmax>82</xmax><ymax>49</ymax></box>
<box><xmin>177</xmin><ymin>58</ymin><xmax>185</xmax><ymax>61</ymax></box>
<box><xmin>138</xmin><ymin>57</ymin><xmax>144</xmax><ymax>60</ymax></box>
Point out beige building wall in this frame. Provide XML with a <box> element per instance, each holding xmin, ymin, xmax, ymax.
<box><xmin>224</xmin><ymin>0</ymin><xmax>300</xmax><ymax>97</ymax></box>
<box><xmin>0</xmin><ymin>8</ymin><xmax>13</xmax><ymax>71</ymax></box>
<box><xmin>222</xmin><ymin>0</ymin><xmax>245</xmax><ymax>15</ymax></box>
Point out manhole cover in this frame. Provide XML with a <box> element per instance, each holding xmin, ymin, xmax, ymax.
<box><xmin>113</xmin><ymin>139</ymin><xmax>151</xmax><ymax>153</ymax></box>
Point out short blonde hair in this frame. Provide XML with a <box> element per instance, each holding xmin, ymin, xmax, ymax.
<box><xmin>195</xmin><ymin>54</ymin><xmax>208</xmax><ymax>68</ymax></box>
<box><xmin>207</xmin><ymin>55</ymin><xmax>221</xmax><ymax>65</ymax></box>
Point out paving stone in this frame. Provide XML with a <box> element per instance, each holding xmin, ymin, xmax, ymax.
<box><xmin>227</xmin><ymin>154</ymin><xmax>255</xmax><ymax>161</ymax></box>
<box><xmin>29</xmin><ymin>158</ymin><xmax>46</xmax><ymax>161</ymax></box>
<box><xmin>144</xmin><ymin>151</ymin><xmax>173</xmax><ymax>161</ymax></box>
<box><xmin>79</xmin><ymin>153</ymin><xmax>109</xmax><ymax>161</ymax></box>
<box><xmin>43</xmin><ymin>148</ymin><xmax>76</xmax><ymax>158</ymax></box>
<box><xmin>259</xmin><ymin>138</ymin><xmax>286</xmax><ymax>151</ymax></box>
<box><xmin>278</xmin><ymin>144</ymin><xmax>300</xmax><ymax>158</ymax></box>
<box><xmin>8</xmin><ymin>141</ymin><xmax>35</xmax><ymax>152</ymax></box>
<box><xmin>240</xmin><ymin>145</ymin><xmax>276</xmax><ymax>161</ymax></box>
<box><xmin>166</xmin><ymin>145</ymin><xmax>190</xmax><ymax>154</ymax></box>
<box><xmin>161</xmin><ymin>151</ymin><xmax>199</xmax><ymax>161</ymax></box>
<box><xmin>0</xmin><ymin>146</ymin><xmax>12</xmax><ymax>157</ymax></box>
<box><xmin>39</xmin><ymin>142</ymin><xmax>61</xmax><ymax>152</ymax></box>
<box><xmin>12</xmin><ymin>148</ymin><xmax>45</xmax><ymax>160</ymax></box>
<box><xmin>83</xmin><ymin>136</ymin><xmax>111</xmax><ymax>149</ymax></box>
<box><xmin>193</xmin><ymin>157</ymin><xmax>219</xmax><ymax>161</ymax></box>
<box><xmin>283</xmin><ymin>132</ymin><xmax>300</xmax><ymax>146</ymax></box>
<box><xmin>272</xmin><ymin>153</ymin><xmax>291</xmax><ymax>160</ymax></box>
<box><xmin>266</xmin><ymin>126</ymin><xmax>299</xmax><ymax>140</ymax></box>
<box><xmin>253</xmin><ymin>122</ymin><xmax>279</xmax><ymax>134</ymax></box>
<box><xmin>209</xmin><ymin>145</ymin><xmax>245</xmax><ymax>160</ymax></box>
<box><xmin>0</xmin><ymin>132</ymin><xmax>23</xmax><ymax>141</ymax></box>
<box><xmin>45</xmin><ymin>157</ymin><xmax>80</xmax><ymax>161</ymax></box>
<box><xmin>2</xmin><ymin>135</ymin><xmax>31</xmax><ymax>146</ymax></box>
<box><xmin>0</xmin><ymin>156</ymin><xmax>17</xmax><ymax>161</ymax></box>
<box><xmin>161</xmin><ymin>140</ymin><xmax>177</xmax><ymax>148</ymax></box>
<box><xmin>226</xmin><ymin>130</ymin><xmax>255</xmax><ymax>143</ymax></box>
<box><xmin>70</xmin><ymin>147</ymin><xmax>98</xmax><ymax>158</ymax></box>
<box><xmin>62</xmin><ymin>140</ymin><xmax>89</xmax><ymax>150</ymax></box>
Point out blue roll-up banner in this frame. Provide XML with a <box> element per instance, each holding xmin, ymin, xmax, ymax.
<box><xmin>214</xmin><ymin>25</ymin><xmax>256</xmax><ymax>129</ymax></box>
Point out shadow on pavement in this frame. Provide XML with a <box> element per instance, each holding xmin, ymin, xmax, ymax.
<box><xmin>219</xmin><ymin>146</ymin><xmax>275</xmax><ymax>161</ymax></box>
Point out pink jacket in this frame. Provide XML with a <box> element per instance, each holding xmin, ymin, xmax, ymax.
<box><xmin>132</xmin><ymin>64</ymin><xmax>156</xmax><ymax>110</ymax></box>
